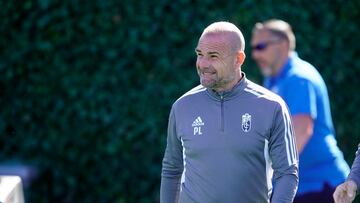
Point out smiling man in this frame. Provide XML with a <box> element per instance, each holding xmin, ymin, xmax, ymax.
<box><xmin>251</xmin><ymin>19</ymin><xmax>350</xmax><ymax>203</ymax></box>
<box><xmin>160</xmin><ymin>21</ymin><xmax>298</xmax><ymax>203</ymax></box>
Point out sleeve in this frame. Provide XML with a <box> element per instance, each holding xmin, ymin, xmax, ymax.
<box><xmin>269</xmin><ymin>102</ymin><xmax>299</xmax><ymax>203</ymax></box>
<box><xmin>284</xmin><ymin>78</ymin><xmax>317</xmax><ymax>119</ymax></box>
<box><xmin>160</xmin><ymin>106</ymin><xmax>184</xmax><ymax>203</ymax></box>
<box><xmin>348</xmin><ymin>143</ymin><xmax>360</xmax><ymax>191</ymax></box>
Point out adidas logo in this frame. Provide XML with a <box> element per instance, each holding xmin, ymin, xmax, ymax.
<box><xmin>192</xmin><ymin>116</ymin><xmax>204</xmax><ymax>127</ymax></box>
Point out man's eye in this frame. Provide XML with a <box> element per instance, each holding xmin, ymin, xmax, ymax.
<box><xmin>197</xmin><ymin>53</ymin><xmax>203</xmax><ymax>57</ymax></box>
<box><xmin>210</xmin><ymin>55</ymin><xmax>218</xmax><ymax>59</ymax></box>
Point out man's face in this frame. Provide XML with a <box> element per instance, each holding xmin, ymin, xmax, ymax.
<box><xmin>195</xmin><ymin>34</ymin><xmax>237</xmax><ymax>90</ymax></box>
<box><xmin>251</xmin><ymin>30</ymin><xmax>283</xmax><ymax>77</ymax></box>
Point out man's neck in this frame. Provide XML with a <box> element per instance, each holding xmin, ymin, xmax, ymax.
<box><xmin>213</xmin><ymin>73</ymin><xmax>243</xmax><ymax>93</ymax></box>
<box><xmin>272</xmin><ymin>52</ymin><xmax>291</xmax><ymax>77</ymax></box>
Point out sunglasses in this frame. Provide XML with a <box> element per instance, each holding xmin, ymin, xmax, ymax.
<box><xmin>252</xmin><ymin>40</ymin><xmax>280</xmax><ymax>51</ymax></box>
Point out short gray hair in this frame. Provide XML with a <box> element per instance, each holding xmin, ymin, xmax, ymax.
<box><xmin>253</xmin><ymin>19</ymin><xmax>296</xmax><ymax>51</ymax></box>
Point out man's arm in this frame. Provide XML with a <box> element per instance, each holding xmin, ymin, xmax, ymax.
<box><xmin>160</xmin><ymin>107</ymin><xmax>184</xmax><ymax>203</ymax></box>
<box><xmin>333</xmin><ymin>144</ymin><xmax>360</xmax><ymax>203</ymax></box>
<box><xmin>333</xmin><ymin>180</ymin><xmax>357</xmax><ymax>203</ymax></box>
<box><xmin>292</xmin><ymin>114</ymin><xmax>313</xmax><ymax>153</ymax></box>
<box><xmin>283</xmin><ymin>78</ymin><xmax>317</xmax><ymax>154</ymax></box>
<box><xmin>348</xmin><ymin>144</ymin><xmax>360</xmax><ymax>189</ymax></box>
<box><xmin>270</xmin><ymin>102</ymin><xmax>299</xmax><ymax>203</ymax></box>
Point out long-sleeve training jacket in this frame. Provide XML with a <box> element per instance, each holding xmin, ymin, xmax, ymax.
<box><xmin>348</xmin><ymin>144</ymin><xmax>360</xmax><ymax>190</ymax></box>
<box><xmin>161</xmin><ymin>74</ymin><xmax>299</xmax><ymax>203</ymax></box>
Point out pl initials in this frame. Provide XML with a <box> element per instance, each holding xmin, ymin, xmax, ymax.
<box><xmin>193</xmin><ymin>126</ymin><xmax>202</xmax><ymax>135</ymax></box>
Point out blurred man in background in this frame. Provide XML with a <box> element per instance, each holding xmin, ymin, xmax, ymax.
<box><xmin>161</xmin><ymin>21</ymin><xmax>298</xmax><ymax>203</ymax></box>
<box><xmin>334</xmin><ymin>144</ymin><xmax>360</xmax><ymax>203</ymax></box>
<box><xmin>251</xmin><ymin>19</ymin><xmax>350</xmax><ymax>203</ymax></box>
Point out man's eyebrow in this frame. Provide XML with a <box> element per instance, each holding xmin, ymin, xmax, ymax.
<box><xmin>208</xmin><ymin>51</ymin><xmax>220</xmax><ymax>55</ymax></box>
<box><xmin>195</xmin><ymin>49</ymin><xmax>220</xmax><ymax>55</ymax></box>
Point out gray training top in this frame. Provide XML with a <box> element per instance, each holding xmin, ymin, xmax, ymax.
<box><xmin>161</xmin><ymin>74</ymin><xmax>299</xmax><ymax>203</ymax></box>
<box><xmin>348</xmin><ymin>144</ymin><xmax>360</xmax><ymax>191</ymax></box>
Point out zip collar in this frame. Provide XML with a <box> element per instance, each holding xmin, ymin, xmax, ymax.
<box><xmin>206</xmin><ymin>72</ymin><xmax>248</xmax><ymax>101</ymax></box>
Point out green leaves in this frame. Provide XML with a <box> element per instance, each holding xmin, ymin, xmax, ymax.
<box><xmin>1</xmin><ymin>0</ymin><xmax>359</xmax><ymax>202</ymax></box>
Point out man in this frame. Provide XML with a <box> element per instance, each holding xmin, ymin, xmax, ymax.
<box><xmin>160</xmin><ymin>21</ymin><xmax>298</xmax><ymax>203</ymax></box>
<box><xmin>251</xmin><ymin>19</ymin><xmax>350</xmax><ymax>202</ymax></box>
<box><xmin>333</xmin><ymin>144</ymin><xmax>360</xmax><ymax>203</ymax></box>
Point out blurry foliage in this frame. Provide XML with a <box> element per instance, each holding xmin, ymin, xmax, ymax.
<box><xmin>0</xmin><ymin>0</ymin><xmax>359</xmax><ymax>202</ymax></box>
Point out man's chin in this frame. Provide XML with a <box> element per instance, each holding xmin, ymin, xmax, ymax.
<box><xmin>260</xmin><ymin>67</ymin><xmax>272</xmax><ymax>77</ymax></box>
<box><xmin>200</xmin><ymin>79</ymin><xmax>215</xmax><ymax>88</ymax></box>
<box><xmin>200</xmin><ymin>82</ymin><xmax>214</xmax><ymax>88</ymax></box>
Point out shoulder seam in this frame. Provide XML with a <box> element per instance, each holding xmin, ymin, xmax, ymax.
<box><xmin>177</xmin><ymin>85</ymin><xmax>207</xmax><ymax>101</ymax></box>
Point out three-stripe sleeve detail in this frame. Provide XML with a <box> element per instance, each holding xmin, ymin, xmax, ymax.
<box><xmin>281</xmin><ymin>105</ymin><xmax>298</xmax><ymax>166</ymax></box>
<box><xmin>180</xmin><ymin>138</ymin><xmax>186</xmax><ymax>191</ymax></box>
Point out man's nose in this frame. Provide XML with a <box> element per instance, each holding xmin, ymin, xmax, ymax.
<box><xmin>197</xmin><ymin>57</ymin><xmax>210</xmax><ymax>69</ymax></box>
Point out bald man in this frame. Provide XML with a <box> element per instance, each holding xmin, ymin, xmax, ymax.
<box><xmin>160</xmin><ymin>21</ymin><xmax>298</xmax><ymax>203</ymax></box>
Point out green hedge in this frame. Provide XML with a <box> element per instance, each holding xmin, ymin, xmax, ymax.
<box><xmin>1</xmin><ymin>0</ymin><xmax>359</xmax><ymax>202</ymax></box>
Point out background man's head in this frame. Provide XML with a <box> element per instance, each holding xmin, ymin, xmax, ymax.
<box><xmin>196</xmin><ymin>22</ymin><xmax>246</xmax><ymax>92</ymax></box>
<box><xmin>251</xmin><ymin>19</ymin><xmax>296</xmax><ymax>77</ymax></box>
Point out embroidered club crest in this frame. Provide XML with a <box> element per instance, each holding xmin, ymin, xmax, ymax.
<box><xmin>242</xmin><ymin>113</ymin><xmax>251</xmax><ymax>132</ymax></box>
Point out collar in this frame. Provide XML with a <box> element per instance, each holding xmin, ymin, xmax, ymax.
<box><xmin>265</xmin><ymin>52</ymin><xmax>298</xmax><ymax>89</ymax></box>
<box><xmin>206</xmin><ymin>72</ymin><xmax>248</xmax><ymax>101</ymax></box>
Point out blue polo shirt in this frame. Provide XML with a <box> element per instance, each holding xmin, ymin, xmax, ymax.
<box><xmin>264</xmin><ymin>52</ymin><xmax>350</xmax><ymax>195</ymax></box>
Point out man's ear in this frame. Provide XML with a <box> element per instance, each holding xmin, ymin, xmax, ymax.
<box><xmin>236</xmin><ymin>51</ymin><xmax>246</xmax><ymax>66</ymax></box>
<box><xmin>279</xmin><ymin>40</ymin><xmax>290</xmax><ymax>53</ymax></box>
